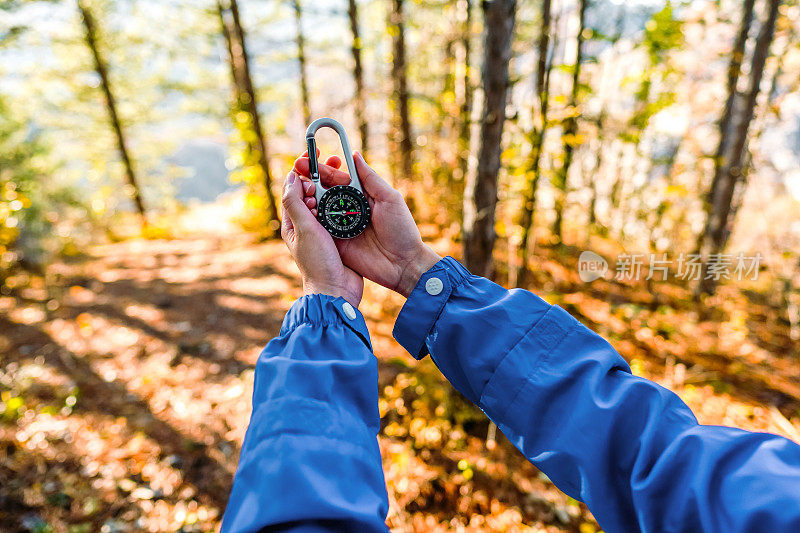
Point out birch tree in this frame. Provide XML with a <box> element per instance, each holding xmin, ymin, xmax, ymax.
<box><xmin>388</xmin><ymin>0</ymin><xmax>414</xmax><ymax>180</ymax></box>
<box><xmin>77</xmin><ymin>0</ymin><xmax>147</xmax><ymax>227</ymax></box>
<box><xmin>217</xmin><ymin>0</ymin><xmax>280</xmax><ymax>237</ymax></box>
<box><xmin>697</xmin><ymin>0</ymin><xmax>781</xmax><ymax>296</ymax></box>
<box><xmin>462</xmin><ymin>0</ymin><xmax>516</xmax><ymax>277</ymax></box>
<box><xmin>348</xmin><ymin>0</ymin><xmax>369</xmax><ymax>154</ymax></box>
<box><xmin>514</xmin><ymin>0</ymin><xmax>553</xmax><ymax>286</ymax></box>
<box><xmin>292</xmin><ymin>0</ymin><xmax>311</xmax><ymax>126</ymax></box>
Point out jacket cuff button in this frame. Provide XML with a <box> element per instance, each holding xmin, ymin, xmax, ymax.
<box><xmin>425</xmin><ymin>277</ymin><xmax>443</xmax><ymax>296</ymax></box>
<box><xmin>342</xmin><ymin>301</ymin><xmax>357</xmax><ymax>320</ymax></box>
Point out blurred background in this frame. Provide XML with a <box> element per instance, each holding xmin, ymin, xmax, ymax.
<box><xmin>1</xmin><ymin>0</ymin><xmax>799</xmax><ymax>531</ymax></box>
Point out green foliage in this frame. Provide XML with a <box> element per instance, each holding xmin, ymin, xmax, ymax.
<box><xmin>0</xmin><ymin>97</ymin><xmax>86</xmax><ymax>283</ymax></box>
<box><xmin>623</xmin><ymin>2</ymin><xmax>684</xmax><ymax>145</ymax></box>
<box><xmin>643</xmin><ymin>2</ymin><xmax>684</xmax><ymax>64</ymax></box>
<box><xmin>228</xmin><ymin>105</ymin><xmax>276</xmax><ymax>237</ymax></box>
<box><xmin>0</xmin><ymin>97</ymin><xmax>48</xmax><ymax>279</ymax></box>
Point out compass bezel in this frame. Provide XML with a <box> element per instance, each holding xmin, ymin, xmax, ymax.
<box><xmin>317</xmin><ymin>185</ymin><xmax>371</xmax><ymax>239</ymax></box>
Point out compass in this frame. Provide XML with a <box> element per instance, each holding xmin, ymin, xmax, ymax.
<box><xmin>305</xmin><ymin>118</ymin><xmax>371</xmax><ymax>239</ymax></box>
<box><xmin>317</xmin><ymin>185</ymin><xmax>370</xmax><ymax>239</ymax></box>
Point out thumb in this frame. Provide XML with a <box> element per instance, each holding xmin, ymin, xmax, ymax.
<box><xmin>354</xmin><ymin>151</ymin><xmax>396</xmax><ymax>201</ymax></box>
<box><xmin>282</xmin><ymin>171</ymin><xmax>317</xmax><ymax>232</ymax></box>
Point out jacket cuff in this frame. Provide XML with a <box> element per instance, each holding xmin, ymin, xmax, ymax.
<box><xmin>392</xmin><ymin>256</ymin><xmax>470</xmax><ymax>359</ymax></box>
<box><xmin>282</xmin><ymin>294</ymin><xmax>372</xmax><ymax>351</ymax></box>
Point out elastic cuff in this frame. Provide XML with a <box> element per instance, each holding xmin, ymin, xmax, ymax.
<box><xmin>282</xmin><ymin>294</ymin><xmax>372</xmax><ymax>350</ymax></box>
<box><xmin>392</xmin><ymin>256</ymin><xmax>471</xmax><ymax>359</ymax></box>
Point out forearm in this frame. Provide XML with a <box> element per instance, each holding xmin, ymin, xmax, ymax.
<box><xmin>223</xmin><ymin>295</ymin><xmax>388</xmax><ymax>533</ymax></box>
<box><xmin>393</xmin><ymin>257</ymin><xmax>800</xmax><ymax>532</ymax></box>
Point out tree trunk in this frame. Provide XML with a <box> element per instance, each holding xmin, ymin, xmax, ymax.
<box><xmin>218</xmin><ymin>0</ymin><xmax>280</xmax><ymax>237</ymax></box>
<box><xmin>513</xmin><ymin>0</ymin><xmax>552</xmax><ymax>286</ymax></box>
<box><xmin>439</xmin><ymin>38</ymin><xmax>457</xmax><ymax>146</ymax></box>
<box><xmin>347</xmin><ymin>0</ymin><xmax>369</xmax><ymax>154</ymax></box>
<box><xmin>587</xmin><ymin>5</ymin><xmax>623</xmax><ymax>235</ymax></box>
<box><xmin>551</xmin><ymin>0</ymin><xmax>587</xmax><ymax>242</ymax></box>
<box><xmin>389</xmin><ymin>0</ymin><xmax>413</xmax><ymax>180</ymax></box>
<box><xmin>78</xmin><ymin>0</ymin><xmax>147</xmax><ymax>227</ymax></box>
<box><xmin>456</xmin><ymin>0</ymin><xmax>474</xmax><ymax>183</ymax></box>
<box><xmin>292</xmin><ymin>0</ymin><xmax>311</xmax><ymax>126</ymax></box>
<box><xmin>588</xmin><ymin>111</ymin><xmax>605</xmax><ymax>227</ymax></box>
<box><xmin>697</xmin><ymin>0</ymin><xmax>780</xmax><ymax>296</ymax></box>
<box><xmin>715</xmin><ymin>0</ymin><xmax>756</xmax><ymax>172</ymax></box>
<box><xmin>462</xmin><ymin>0</ymin><xmax>516</xmax><ymax>277</ymax></box>
<box><xmin>692</xmin><ymin>0</ymin><xmax>756</xmax><ymax>258</ymax></box>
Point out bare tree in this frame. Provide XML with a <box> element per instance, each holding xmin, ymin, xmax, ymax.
<box><xmin>462</xmin><ymin>0</ymin><xmax>516</xmax><ymax>277</ymax></box>
<box><xmin>693</xmin><ymin>0</ymin><xmax>756</xmax><ymax>253</ymax></box>
<box><xmin>348</xmin><ymin>0</ymin><xmax>369</xmax><ymax>154</ymax></box>
<box><xmin>217</xmin><ymin>0</ymin><xmax>280</xmax><ymax>237</ymax></box>
<box><xmin>77</xmin><ymin>0</ymin><xmax>147</xmax><ymax>227</ymax></box>
<box><xmin>292</xmin><ymin>0</ymin><xmax>311</xmax><ymax>126</ymax></box>
<box><xmin>716</xmin><ymin>0</ymin><xmax>756</xmax><ymax>170</ymax></box>
<box><xmin>552</xmin><ymin>0</ymin><xmax>587</xmax><ymax>242</ymax></box>
<box><xmin>697</xmin><ymin>0</ymin><xmax>780</xmax><ymax>296</ymax></box>
<box><xmin>388</xmin><ymin>0</ymin><xmax>414</xmax><ymax>180</ymax></box>
<box><xmin>514</xmin><ymin>0</ymin><xmax>553</xmax><ymax>286</ymax></box>
<box><xmin>587</xmin><ymin>4</ymin><xmax>624</xmax><ymax>233</ymax></box>
<box><xmin>456</xmin><ymin>0</ymin><xmax>474</xmax><ymax>183</ymax></box>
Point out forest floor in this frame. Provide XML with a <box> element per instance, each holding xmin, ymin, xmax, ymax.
<box><xmin>1</xmin><ymin>223</ymin><xmax>799</xmax><ymax>532</ymax></box>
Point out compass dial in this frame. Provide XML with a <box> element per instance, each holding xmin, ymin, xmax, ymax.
<box><xmin>317</xmin><ymin>185</ymin><xmax>371</xmax><ymax>239</ymax></box>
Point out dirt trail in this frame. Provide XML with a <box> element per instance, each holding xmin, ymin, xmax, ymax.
<box><xmin>1</xmin><ymin>235</ymin><xmax>309</xmax><ymax>530</ymax></box>
<box><xmin>3</xmin><ymin>234</ymin><xmax>799</xmax><ymax>532</ymax></box>
<box><xmin>4</xmin><ymin>234</ymin><xmax>562</xmax><ymax>532</ymax></box>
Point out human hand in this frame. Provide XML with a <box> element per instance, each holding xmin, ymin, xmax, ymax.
<box><xmin>293</xmin><ymin>151</ymin><xmax>441</xmax><ymax>297</ymax></box>
<box><xmin>280</xmin><ymin>170</ymin><xmax>363</xmax><ymax>306</ymax></box>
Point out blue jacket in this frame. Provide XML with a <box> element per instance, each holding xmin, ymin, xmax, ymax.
<box><xmin>222</xmin><ymin>256</ymin><xmax>800</xmax><ymax>532</ymax></box>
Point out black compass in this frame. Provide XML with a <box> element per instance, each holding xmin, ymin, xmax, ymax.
<box><xmin>305</xmin><ymin>117</ymin><xmax>371</xmax><ymax>239</ymax></box>
<box><xmin>317</xmin><ymin>185</ymin><xmax>371</xmax><ymax>239</ymax></box>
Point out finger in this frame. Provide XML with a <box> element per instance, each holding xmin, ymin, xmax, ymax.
<box><xmin>282</xmin><ymin>171</ymin><xmax>317</xmax><ymax>232</ymax></box>
<box><xmin>304</xmin><ymin>197</ymin><xmax>316</xmax><ymax>209</ymax></box>
<box><xmin>293</xmin><ymin>148</ymin><xmax>321</xmax><ymax>178</ymax></box>
<box><xmin>311</xmin><ymin>208</ymin><xmax>317</xmax><ymax>217</ymax></box>
<box><xmin>281</xmin><ymin>184</ymin><xmax>295</xmax><ymax>244</ymax></box>
<box><xmin>294</xmin><ymin>156</ymin><xmax>311</xmax><ymax>177</ymax></box>
<box><xmin>300</xmin><ymin>176</ymin><xmax>316</xmax><ymax>197</ymax></box>
<box><xmin>324</xmin><ymin>155</ymin><xmax>342</xmax><ymax>169</ymax></box>
<box><xmin>299</xmin><ymin>148</ymin><xmax>321</xmax><ymax>159</ymax></box>
<box><xmin>354</xmin><ymin>151</ymin><xmax>396</xmax><ymax>201</ymax></box>
<box><xmin>294</xmin><ymin>157</ymin><xmax>351</xmax><ymax>188</ymax></box>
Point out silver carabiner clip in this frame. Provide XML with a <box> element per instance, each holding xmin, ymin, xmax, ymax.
<box><xmin>305</xmin><ymin>117</ymin><xmax>363</xmax><ymax>202</ymax></box>
<box><xmin>304</xmin><ymin>117</ymin><xmax>371</xmax><ymax>239</ymax></box>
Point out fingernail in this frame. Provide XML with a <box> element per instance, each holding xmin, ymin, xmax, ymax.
<box><xmin>287</xmin><ymin>171</ymin><xmax>296</xmax><ymax>185</ymax></box>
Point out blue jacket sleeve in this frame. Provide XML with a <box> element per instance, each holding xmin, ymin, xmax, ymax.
<box><xmin>222</xmin><ymin>294</ymin><xmax>389</xmax><ymax>533</ymax></box>
<box><xmin>393</xmin><ymin>256</ymin><xmax>800</xmax><ymax>532</ymax></box>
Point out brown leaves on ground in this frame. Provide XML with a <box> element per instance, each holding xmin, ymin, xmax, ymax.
<box><xmin>1</xmin><ymin>234</ymin><xmax>798</xmax><ymax>532</ymax></box>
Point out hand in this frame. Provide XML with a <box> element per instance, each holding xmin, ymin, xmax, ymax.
<box><xmin>293</xmin><ymin>151</ymin><xmax>441</xmax><ymax>297</ymax></box>
<box><xmin>280</xmin><ymin>170</ymin><xmax>363</xmax><ymax>306</ymax></box>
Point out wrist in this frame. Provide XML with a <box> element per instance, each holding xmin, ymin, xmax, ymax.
<box><xmin>302</xmin><ymin>278</ymin><xmax>362</xmax><ymax>307</ymax></box>
<box><xmin>397</xmin><ymin>246</ymin><xmax>441</xmax><ymax>298</ymax></box>
<box><xmin>302</xmin><ymin>280</ymin><xmax>343</xmax><ymax>300</ymax></box>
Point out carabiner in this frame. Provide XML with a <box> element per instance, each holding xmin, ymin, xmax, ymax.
<box><xmin>305</xmin><ymin>117</ymin><xmax>363</xmax><ymax>203</ymax></box>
